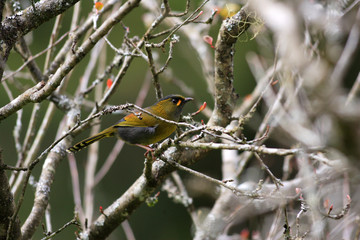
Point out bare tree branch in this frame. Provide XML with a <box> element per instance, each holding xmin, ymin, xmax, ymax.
<box><xmin>85</xmin><ymin>7</ymin><xmax>253</xmax><ymax>240</ymax></box>
<box><xmin>1</xmin><ymin>0</ymin><xmax>79</xmax><ymax>46</ymax></box>
<box><xmin>208</xmin><ymin>9</ymin><xmax>251</xmax><ymax>127</ymax></box>
<box><xmin>0</xmin><ymin>0</ymin><xmax>141</xmax><ymax>122</ymax></box>
<box><xmin>0</xmin><ymin>150</ymin><xmax>21</xmax><ymax>240</ymax></box>
<box><xmin>1</xmin><ymin>0</ymin><xmax>358</xmax><ymax>239</ymax></box>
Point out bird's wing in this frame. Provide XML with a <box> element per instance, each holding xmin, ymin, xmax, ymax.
<box><xmin>114</xmin><ymin>112</ymin><xmax>157</xmax><ymax>128</ymax></box>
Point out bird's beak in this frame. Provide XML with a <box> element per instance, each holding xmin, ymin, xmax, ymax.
<box><xmin>184</xmin><ymin>97</ymin><xmax>193</xmax><ymax>103</ymax></box>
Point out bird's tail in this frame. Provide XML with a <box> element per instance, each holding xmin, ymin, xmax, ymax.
<box><xmin>67</xmin><ymin>127</ymin><xmax>115</xmax><ymax>153</ymax></box>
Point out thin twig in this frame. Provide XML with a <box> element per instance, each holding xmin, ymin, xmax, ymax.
<box><xmin>161</xmin><ymin>156</ymin><xmax>249</xmax><ymax>197</ymax></box>
<box><xmin>266</xmin><ymin>208</ymin><xmax>282</xmax><ymax>240</ymax></box>
<box><xmin>167</xmin><ymin>0</ymin><xmax>190</xmax><ymax>17</ymax></box>
<box><xmin>171</xmin><ymin>171</ymin><xmax>200</xmax><ymax>227</ymax></box>
<box><xmin>148</xmin><ymin>7</ymin><xmax>215</xmax><ymax>40</ymax></box>
<box><xmin>44</xmin><ymin>205</ymin><xmax>52</xmax><ymax>234</ymax></box>
<box><xmin>323</xmin><ymin>195</ymin><xmax>351</xmax><ymax>220</ymax></box>
<box><xmin>81</xmin><ymin>53</ymin><xmax>124</xmax><ymax>96</ymax></box>
<box><xmin>254</xmin><ymin>153</ymin><xmax>283</xmax><ymax>189</ymax></box>
<box><xmin>177</xmin><ymin>141</ymin><xmax>304</xmax><ymax>156</ymax></box>
<box><xmin>13</xmin><ymin>107</ymin><xmax>23</xmax><ymax>166</ymax></box>
<box><xmin>145</xmin><ymin>46</ymin><xmax>163</xmax><ymax>99</ymax></box>
<box><xmin>44</xmin><ymin>14</ymin><xmax>63</xmax><ymax>71</ymax></box>
<box><xmin>3</xmin><ymin>80</ymin><xmax>25</xmax><ymax>167</ymax></box>
<box><xmin>0</xmin><ymin>164</ymin><xmax>28</xmax><ymax>171</ymax></box>
<box><xmin>20</xmin><ymin>103</ymin><xmax>40</xmax><ymax>162</ymax></box>
<box><xmin>40</xmin><ymin>218</ymin><xmax>79</xmax><ymax>240</ymax></box>
<box><xmin>68</xmin><ymin>153</ymin><xmax>85</xmax><ymax>227</ymax></box>
<box><xmin>144</xmin><ymin>38</ymin><xmax>178</xmax><ymax>99</ymax></box>
<box><xmin>124</xmin><ymin>36</ymin><xmax>148</xmax><ymax>60</ymax></box>
<box><xmin>2</xmin><ymin>31</ymin><xmax>69</xmax><ymax>82</ymax></box>
<box><xmin>84</xmin><ymin>73</ymin><xmax>104</xmax><ymax>224</ymax></box>
<box><xmin>147</xmin><ymin>0</ymin><xmax>210</xmax><ymax>48</ymax></box>
<box><xmin>296</xmin><ymin>200</ymin><xmax>308</xmax><ymax>238</ymax></box>
<box><xmin>156</xmin><ymin>40</ymin><xmax>177</xmax><ymax>75</ymax></box>
<box><xmin>11</xmin><ymin>103</ymin><xmax>56</xmax><ymax>194</ymax></box>
<box><xmin>121</xmin><ymin>220</ymin><xmax>136</xmax><ymax>240</ymax></box>
<box><xmin>345</xmin><ymin>72</ymin><xmax>360</xmax><ymax>106</ymax></box>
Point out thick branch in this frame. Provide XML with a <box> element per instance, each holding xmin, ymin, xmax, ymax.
<box><xmin>20</xmin><ymin>111</ymin><xmax>77</xmax><ymax>240</ymax></box>
<box><xmin>1</xmin><ymin>0</ymin><xmax>79</xmax><ymax>47</ymax></box>
<box><xmin>208</xmin><ymin>9</ymin><xmax>252</xmax><ymax>127</ymax></box>
<box><xmin>0</xmin><ymin>0</ymin><xmax>4</xmax><ymax>21</ymax></box>
<box><xmin>0</xmin><ymin>150</ymin><xmax>21</xmax><ymax>240</ymax></box>
<box><xmin>14</xmin><ymin>37</ymin><xmax>46</xmax><ymax>82</ymax></box>
<box><xmin>177</xmin><ymin>141</ymin><xmax>304</xmax><ymax>156</ymax></box>
<box><xmin>0</xmin><ymin>0</ymin><xmax>141</xmax><ymax>122</ymax></box>
<box><xmin>85</xmin><ymin>174</ymin><xmax>156</xmax><ymax>240</ymax></box>
<box><xmin>85</xmin><ymin>146</ymin><xmax>207</xmax><ymax>240</ymax></box>
<box><xmin>44</xmin><ymin>0</ymin><xmax>120</xmax><ymax>79</ymax></box>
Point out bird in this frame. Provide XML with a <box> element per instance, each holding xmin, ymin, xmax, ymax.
<box><xmin>67</xmin><ymin>94</ymin><xmax>193</xmax><ymax>153</ymax></box>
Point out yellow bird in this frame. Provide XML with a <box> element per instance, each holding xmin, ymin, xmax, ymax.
<box><xmin>67</xmin><ymin>95</ymin><xmax>193</xmax><ymax>153</ymax></box>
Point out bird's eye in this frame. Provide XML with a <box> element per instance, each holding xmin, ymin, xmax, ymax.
<box><xmin>172</xmin><ymin>98</ymin><xmax>178</xmax><ymax>104</ymax></box>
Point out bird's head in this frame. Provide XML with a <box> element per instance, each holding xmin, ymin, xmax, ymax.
<box><xmin>150</xmin><ymin>94</ymin><xmax>193</xmax><ymax>121</ymax></box>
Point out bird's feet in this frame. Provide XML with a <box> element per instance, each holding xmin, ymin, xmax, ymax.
<box><xmin>136</xmin><ymin>144</ymin><xmax>155</xmax><ymax>160</ymax></box>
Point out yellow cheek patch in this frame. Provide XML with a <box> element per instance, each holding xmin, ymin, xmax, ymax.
<box><xmin>177</xmin><ymin>100</ymin><xmax>182</xmax><ymax>106</ymax></box>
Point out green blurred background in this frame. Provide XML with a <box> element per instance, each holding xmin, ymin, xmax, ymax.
<box><xmin>0</xmin><ymin>0</ymin><xmax>257</xmax><ymax>239</ymax></box>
